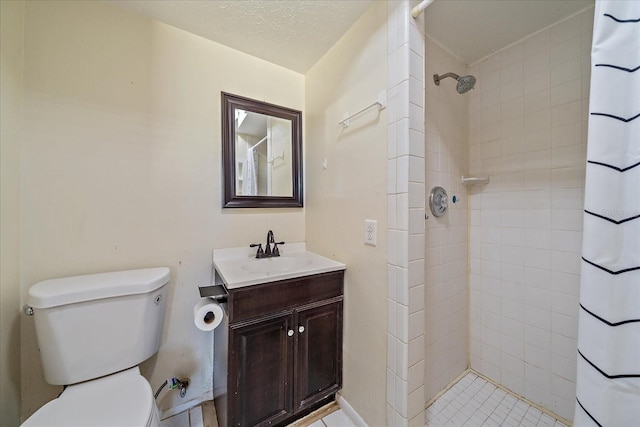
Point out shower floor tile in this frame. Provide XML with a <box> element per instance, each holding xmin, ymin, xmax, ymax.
<box><xmin>425</xmin><ymin>372</ymin><xmax>569</xmax><ymax>427</ymax></box>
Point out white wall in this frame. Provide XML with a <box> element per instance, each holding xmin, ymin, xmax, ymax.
<box><xmin>305</xmin><ymin>2</ymin><xmax>388</xmax><ymax>424</ymax></box>
<box><xmin>19</xmin><ymin>0</ymin><xmax>304</xmax><ymax>420</ymax></box>
<box><xmin>423</xmin><ymin>36</ymin><xmax>469</xmax><ymax>402</ymax></box>
<box><xmin>467</xmin><ymin>8</ymin><xmax>594</xmax><ymax>421</ymax></box>
<box><xmin>0</xmin><ymin>1</ymin><xmax>24</xmax><ymax>425</ymax></box>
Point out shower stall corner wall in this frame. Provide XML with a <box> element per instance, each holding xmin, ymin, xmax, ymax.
<box><xmin>423</xmin><ymin>35</ymin><xmax>470</xmax><ymax>403</ymax></box>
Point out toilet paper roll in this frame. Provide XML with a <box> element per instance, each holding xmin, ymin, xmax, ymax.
<box><xmin>193</xmin><ymin>298</ymin><xmax>224</xmax><ymax>332</ymax></box>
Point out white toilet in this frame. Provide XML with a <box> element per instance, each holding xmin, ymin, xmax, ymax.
<box><xmin>21</xmin><ymin>267</ymin><xmax>171</xmax><ymax>427</ymax></box>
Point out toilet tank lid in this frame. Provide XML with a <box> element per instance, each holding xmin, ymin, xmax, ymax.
<box><xmin>28</xmin><ymin>267</ymin><xmax>170</xmax><ymax>309</ymax></box>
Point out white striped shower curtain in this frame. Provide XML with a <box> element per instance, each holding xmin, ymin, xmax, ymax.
<box><xmin>573</xmin><ymin>1</ymin><xmax>640</xmax><ymax>426</ymax></box>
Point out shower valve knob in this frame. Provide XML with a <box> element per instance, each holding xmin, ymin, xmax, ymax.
<box><xmin>429</xmin><ymin>186</ymin><xmax>449</xmax><ymax>217</ymax></box>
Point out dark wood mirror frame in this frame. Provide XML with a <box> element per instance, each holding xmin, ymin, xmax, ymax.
<box><xmin>222</xmin><ymin>92</ymin><xmax>303</xmax><ymax>208</ymax></box>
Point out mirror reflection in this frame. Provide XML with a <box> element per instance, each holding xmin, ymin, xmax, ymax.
<box><xmin>234</xmin><ymin>110</ymin><xmax>292</xmax><ymax>197</ymax></box>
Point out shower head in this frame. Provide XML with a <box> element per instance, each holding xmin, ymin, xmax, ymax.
<box><xmin>433</xmin><ymin>72</ymin><xmax>476</xmax><ymax>94</ymax></box>
<box><xmin>456</xmin><ymin>75</ymin><xmax>476</xmax><ymax>93</ymax></box>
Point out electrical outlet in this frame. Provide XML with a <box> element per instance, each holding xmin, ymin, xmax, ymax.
<box><xmin>365</xmin><ymin>219</ymin><xmax>377</xmax><ymax>246</ymax></box>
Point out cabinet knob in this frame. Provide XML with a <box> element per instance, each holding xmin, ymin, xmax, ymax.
<box><xmin>298</xmin><ymin>326</ymin><xmax>305</xmax><ymax>333</ymax></box>
<box><xmin>287</xmin><ymin>329</ymin><xmax>294</xmax><ymax>337</ymax></box>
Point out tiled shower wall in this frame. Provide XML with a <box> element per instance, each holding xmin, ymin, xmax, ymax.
<box><xmin>423</xmin><ymin>37</ymin><xmax>469</xmax><ymax>402</ymax></box>
<box><xmin>467</xmin><ymin>8</ymin><xmax>594</xmax><ymax>421</ymax></box>
<box><xmin>387</xmin><ymin>1</ymin><xmax>426</xmax><ymax>426</ymax></box>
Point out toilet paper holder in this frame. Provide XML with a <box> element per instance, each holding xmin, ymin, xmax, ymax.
<box><xmin>199</xmin><ymin>285</ymin><xmax>228</xmax><ymax>304</ymax></box>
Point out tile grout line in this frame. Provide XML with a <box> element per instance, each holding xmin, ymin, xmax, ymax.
<box><xmin>467</xmin><ymin>369</ymin><xmax>573</xmax><ymax>426</ymax></box>
<box><xmin>426</xmin><ymin>372</ymin><xmax>570</xmax><ymax>427</ymax></box>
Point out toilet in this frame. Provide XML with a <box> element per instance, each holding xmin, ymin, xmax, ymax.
<box><xmin>21</xmin><ymin>267</ymin><xmax>171</xmax><ymax>427</ymax></box>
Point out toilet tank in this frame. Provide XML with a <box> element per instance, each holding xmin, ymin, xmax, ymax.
<box><xmin>27</xmin><ymin>268</ymin><xmax>170</xmax><ymax>385</ymax></box>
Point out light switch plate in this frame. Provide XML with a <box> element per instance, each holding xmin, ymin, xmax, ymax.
<box><xmin>365</xmin><ymin>219</ymin><xmax>377</xmax><ymax>246</ymax></box>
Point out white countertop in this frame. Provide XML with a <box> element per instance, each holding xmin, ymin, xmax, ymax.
<box><xmin>213</xmin><ymin>242</ymin><xmax>346</xmax><ymax>289</ymax></box>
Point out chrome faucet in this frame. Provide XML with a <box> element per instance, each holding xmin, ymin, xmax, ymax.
<box><xmin>250</xmin><ymin>230</ymin><xmax>285</xmax><ymax>258</ymax></box>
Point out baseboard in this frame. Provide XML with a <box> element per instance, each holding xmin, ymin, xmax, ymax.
<box><xmin>336</xmin><ymin>394</ymin><xmax>368</xmax><ymax>427</ymax></box>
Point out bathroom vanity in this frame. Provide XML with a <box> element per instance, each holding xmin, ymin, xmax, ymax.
<box><xmin>209</xmin><ymin>244</ymin><xmax>346</xmax><ymax>427</ymax></box>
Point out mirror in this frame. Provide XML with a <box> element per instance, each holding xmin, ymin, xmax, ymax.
<box><xmin>222</xmin><ymin>92</ymin><xmax>303</xmax><ymax>208</ymax></box>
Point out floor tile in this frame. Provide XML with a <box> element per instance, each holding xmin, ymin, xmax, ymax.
<box><xmin>189</xmin><ymin>405</ymin><xmax>204</xmax><ymax>427</ymax></box>
<box><xmin>159</xmin><ymin>410</ymin><xmax>190</xmax><ymax>427</ymax></box>
<box><xmin>425</xmin><ymin>372</ymin><xmax>570</xmax><ymax>427</ymax></box>
<box><xmin>322</xmin><ymin>409</ymin><xmax>357</xmax><ymax>427</ymax></box>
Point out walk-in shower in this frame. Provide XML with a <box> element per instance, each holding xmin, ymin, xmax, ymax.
<box><xmin>423</xmin><ymin>1</ymin><xmax>607</xmax><ymax>423</ymax></box>
<box><xmin>433</xmin><ymin>72</ymin><xmax>476</xmax><ymax>94</ymax></box>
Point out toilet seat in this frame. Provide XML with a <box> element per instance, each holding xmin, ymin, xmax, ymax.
<box><xmin>22</xmin><ymin>368</ymin><xmax>157</xmax><ymax>427</ymax></box>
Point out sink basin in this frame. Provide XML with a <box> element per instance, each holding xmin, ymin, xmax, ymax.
<box><xmin>212</xmin><ymin>242</ymin><xmax>346</xmax><ymax>289</ymax></box>
<box><xmin>243</xmin><ymin>257</ymin><xmax>313</xmax><ymax>274</ymax></box>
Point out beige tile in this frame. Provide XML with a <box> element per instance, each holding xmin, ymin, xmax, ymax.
<box><xmin>323</xmin><ymin>409</ymin><xmax>357</xmax><ymax>427</ymax></box>
<box><xmin>160</xmin><ymin>411</ymin><xmax>190</xmax><ymax>427</ymax></box>
<box><xmin>189</xmin><ymin>405</ymin><xmax>204</xmax><ymax>427</ymax></box>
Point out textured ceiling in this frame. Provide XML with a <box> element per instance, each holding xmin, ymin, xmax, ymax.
<box><xmin>106</xmin><ymin>0</ymin><xmax>595</xmax><ymax>72</ymax></box>
<box><xmin>106</xmin><ymin>0</ymin><xmax>375</xmax><ymax>74</ymax></box>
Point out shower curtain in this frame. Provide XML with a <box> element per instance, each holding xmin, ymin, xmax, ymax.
<box><xmin>243</xmin><ymin>147</ymin><xmax>258</xmax><ymax>196</ymax></box>
<box><xmin>574</xmin><ymin>1</ymin><xmax>640</xmax><ymax>426</ymax></box>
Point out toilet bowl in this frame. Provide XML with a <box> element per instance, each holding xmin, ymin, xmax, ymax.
<box><xmin>21</xmin><ymin>268</ymin><xmax>170</xmax><ymax>427</ymax></box>
<box><xmin>22</xmin><ymin>367</ymin><xmax>159</xmax><ymax>427</ymax></box>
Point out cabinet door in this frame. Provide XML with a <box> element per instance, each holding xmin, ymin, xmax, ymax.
<box><xmin>229</xmin><ymin>313</ymin><xmax>294</xmax><ymax>427</ymax></box>
<box><xmin>294</xmin><ymin>299</ymin><xmax>343</xmax><ymax>412</ymax></box>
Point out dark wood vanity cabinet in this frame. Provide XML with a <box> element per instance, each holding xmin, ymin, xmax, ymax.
<box><xmin>223</xmin><ymin>271</ymin><xmax>344</xmax><ymax>427</ymax></box>
<box><xmin>229</xmin><ymin>313</ymin><xmax>293</xmax><ymax>426</ymax></box>
<box><xmin>294</xmin><ymin>300</ymin><xmax>342</xmax><ymax>412</ymax></box>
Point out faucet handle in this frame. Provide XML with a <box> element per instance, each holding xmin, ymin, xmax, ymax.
<box><xmin>249</xmin><ymin>243</ymin><xmax>264</xmax><ymax>258</ymax></box>
<box><xmin>272</xmin><ymin>241</ymin><xmax>285</xmax><ymax>257</ymax></box>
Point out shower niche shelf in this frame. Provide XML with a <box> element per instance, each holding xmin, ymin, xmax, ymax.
<box><xmin>461</xmin><ymin>176</ymin><xmax>489</xmax><ymax>187</ymax></box>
